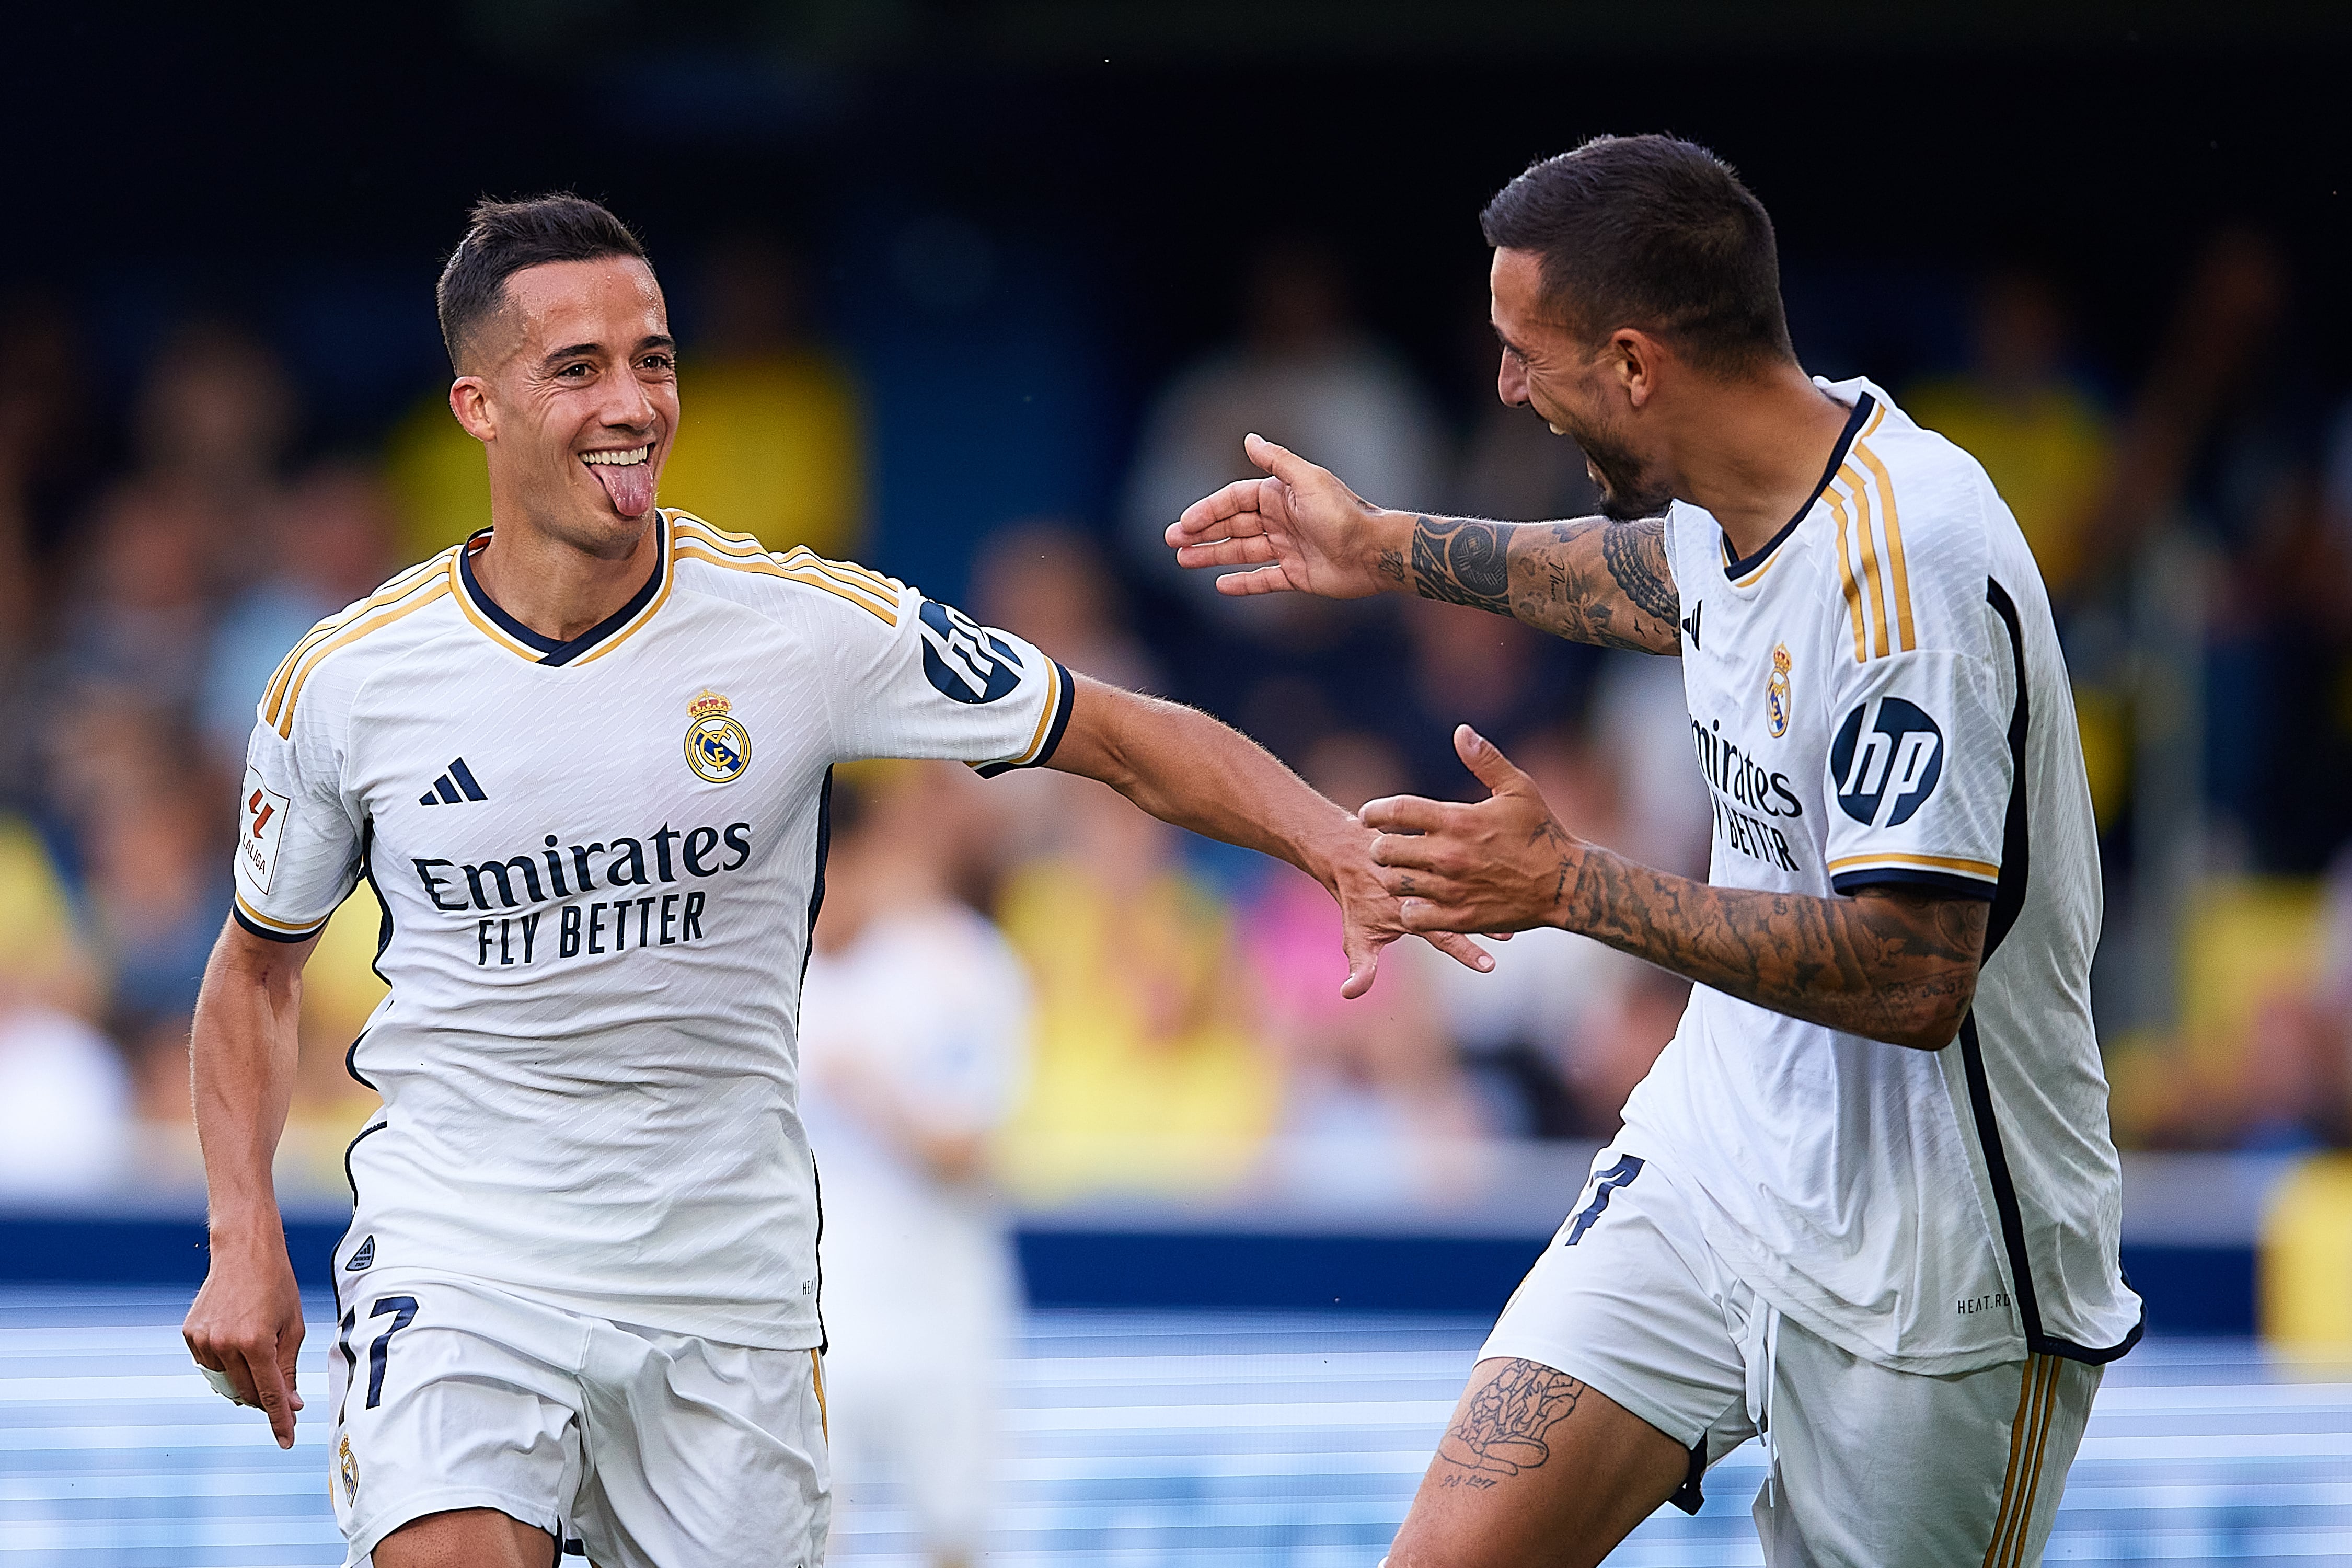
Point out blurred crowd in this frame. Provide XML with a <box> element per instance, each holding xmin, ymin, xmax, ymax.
<box><xmin>4</xmin><ymin>225</ymin><xmax>2352</xmax><ymax>1209</ymax></box>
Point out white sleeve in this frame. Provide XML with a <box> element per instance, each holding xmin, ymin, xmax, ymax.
<box><xmin>230</xmin><ymin>702</ymin><xmax>363</xmax><ymax>944</ymax></box>
<box><xmin>827</xmin><ymin>581</ymin><xmax>1074</xmax><ymax>775</ymax></box>
<box><xmin>1821</xmin><ymin>641</ymin><xmax>2011</xmax><ymax>901</ymax></box>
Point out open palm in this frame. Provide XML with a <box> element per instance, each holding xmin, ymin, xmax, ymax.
<box><xmin>1165</xmin><ymin>433</ymin><xmax>1390</xmax><ymax>599</ymax></box>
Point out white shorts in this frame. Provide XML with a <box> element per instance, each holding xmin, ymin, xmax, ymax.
<box><xmin>1482</xmin><ymin>1141</ymin><xmax>2102</xmax><ymax>1568</ymax></box>
<box><xmin>325</xmin><ymin>1269</ymin><xmax>829</xmax><ymax>1567</ymax></box>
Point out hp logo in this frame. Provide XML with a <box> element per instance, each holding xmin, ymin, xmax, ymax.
<box><xmin>918</xmin><ymin>599</ymin><xmax>1024</xmax><ymax>705</ymax></box>
<box><xmin>1830</xmin><ymin>697</ymin><xmax>1944</xmax><ymax>827</ymax></box>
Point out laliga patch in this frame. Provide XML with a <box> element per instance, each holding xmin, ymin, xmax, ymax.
<box><xmin>918</xmin><ymin>599</ymin><xmax>1023</xmax><ymax>705</ymax></box>
<box><xmin>239</xmin><ymin>768</ymin><xmax>291</xmax><ymax>894</ymax></box>
<box><xmin>1831</xmin><ymin>697</ymin><xmax>1944</xmax><ymax>827</ymax></box>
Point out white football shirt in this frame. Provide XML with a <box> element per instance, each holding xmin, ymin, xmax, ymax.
<box><xmin>230</xmin><ymin>511</ymin><xmax>1073</xmax><ymax>1349</ymax></box>
<box><xmin>1620</xmin><ymin>377</ymin><xmax>2141</xmax><ymax>1374</ymax></box>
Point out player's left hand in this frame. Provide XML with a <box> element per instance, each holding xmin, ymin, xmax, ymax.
<box><xmin>1322</xmin><ymin>824</ymin><xmax>1497</xmax><ymax>999</ymax></box>
<box><xmin>1362</xmin><ymin>725</ymin><xmax>1587</xmax><ymax>936</ymax></box>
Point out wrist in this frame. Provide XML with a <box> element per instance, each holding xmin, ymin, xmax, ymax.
<box><xmin>1364</xmin><ymin>508</ymin><xmax>1417</xmax><ymax>594</ymax></box>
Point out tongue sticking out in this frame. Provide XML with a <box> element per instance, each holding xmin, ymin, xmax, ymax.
<box><xmin>590</xmin><ymin>457</ymin><xmax>656</xmax><ymax>519</ymax></box>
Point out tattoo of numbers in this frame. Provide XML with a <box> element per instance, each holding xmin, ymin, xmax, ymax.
<box><xmin>1436</xmin><ymin>1359</ymin><xmax>1588</xmax><ymax>1485</ymax></box>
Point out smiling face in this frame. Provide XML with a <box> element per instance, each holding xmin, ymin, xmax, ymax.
<box><xmin>449</xmin><ymin>256</ymin><xmax>678</xmax><ymax>558</ymax></box>
<box><xmin>1489</xmin><ymin>247</ymin><xmax>1676</xmax><ymax>521</ymax></box>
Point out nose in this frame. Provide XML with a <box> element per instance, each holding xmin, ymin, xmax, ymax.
<box><xmin>1497</xmin><ymin>350</ymin><xmax>1528</xmax><ymax>408</ymax></box>
<box><xmin>596</xmin><ymin>370</ymin><xmax>658</xmax><ymax>435</ymax></box>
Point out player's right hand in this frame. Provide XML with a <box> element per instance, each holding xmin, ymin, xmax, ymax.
<box><xmin>1166</xmin><ymin>433</ymin><xmax>1400</xmax><ymax>599</ymax></box>
<box><xmin>184</xmin><ymin>1238</ymin><xmax>306</xmax><ymax>1449</ymax></box>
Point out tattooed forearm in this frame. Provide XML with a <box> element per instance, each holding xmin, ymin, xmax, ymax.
<box><xmin>1509</xmin><ymin>516</ymin><xmax>1679</xmax><ymax>653</ymax></box>
<box><xmin>1397</xmin><ymin>512</ymin><xmax>1681</xmax><ymax>652</ymax></box>
<box><xmin>1436</xmin><ymin>1359</ymin><xmax>1588</xmax><ymax>1483</ymax></box>
<box><xmin>1410</xmin><ymin>517</ymin><xmax>1511</xmax><ymax>613</ymax></box>
<box><xmin>1558</xmin><ymin>850</ymin><xmax>1986</xmax><ymax>1049</ymax></box>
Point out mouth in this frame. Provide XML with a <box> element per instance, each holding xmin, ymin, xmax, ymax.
<box><xmin>580</xmin><ymin>444</ymin><xmax>656</xmax><ymax>518</ymax></box>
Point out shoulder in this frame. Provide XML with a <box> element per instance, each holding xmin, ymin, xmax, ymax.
<box><xmin>259</xmin><ymin>547</ymin><xmax>464</xmax><ymax>740</ymax></box>
<box><xmin>666</xmin><ymin>510</ymin><xmax>907</xmax><ymax>633</ymax></box>
<box><xmin>1819</xmin><ymin>391</ymin><xmax>2011</xmax><ymax>662</ymax></box>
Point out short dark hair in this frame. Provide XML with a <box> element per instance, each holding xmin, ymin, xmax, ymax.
<box><xmin>1480</xmin><ymin>135</ymin><xmax>1793</xmax><ymax>376</ymax></box>
<box><xmin>435</xmin><ymin>194</ymin><xmax>651</xmax><ymax>372</ymax></box>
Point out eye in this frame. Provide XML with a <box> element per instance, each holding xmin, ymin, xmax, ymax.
<box><xmin>556</xmin><ymin>362</ymin><xmax>593</xmax><ymax>380</ymax></box>
<box><xmin>640</xmin><ymin>353</ymin><xmax>675</xmax><ymax>373</ymax></box>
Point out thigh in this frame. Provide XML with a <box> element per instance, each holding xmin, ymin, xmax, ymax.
<box><xmin>328</xmin><ymin>1275</ymin><xmax>584</xmax><ymax>1566</ymax></box>
<box><xmin>572</xmin><ymin>1332</ymin><xmax>831</xmax><ymax>1568</ymax></box>
<box><xmin>1758</xmin><ymin>1326</ymin><xmax>2102</xmax><ymax>1568</ymax></box>
<box><xmin>1389</xmin><ymin>1147</ymin><xmax>1755</xmax><ymax>1568</ymax></box>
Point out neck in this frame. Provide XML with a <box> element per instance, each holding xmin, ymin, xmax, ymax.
<box><xmin>1671</xmin><ymin>365</ymin><xmax>1854</xmax><ymax>560</ymax></box>
<box><xmin>471</xmin><ymin>506</ymin><xmax>663</xmax><ymax>643</ymax></box>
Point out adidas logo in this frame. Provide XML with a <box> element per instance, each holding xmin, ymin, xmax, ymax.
<box><xmin>345</xmin><ymin>1235</ymin><xmax>376</xmax><ymax>1272</ymax></box>
<box><xmin>1681</xmin><ymin>602</ymin><xmax>1703</xmax><ymax>650</ymax></box>
<box><xmin>419</xmin><ymin>758</ymin><xmax>488</xmax><ymax>807</ymax></box>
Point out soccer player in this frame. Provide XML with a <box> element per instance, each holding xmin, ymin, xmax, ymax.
<box><xmin>180</xmin><ymin>194</ymin><xmax>1487</xmax><ymax>1568</ymax></box>
<box><xmin>1168</xmin><ymin>135</ymin><xmax>2138</xmax><ymax>1567</ymax></box>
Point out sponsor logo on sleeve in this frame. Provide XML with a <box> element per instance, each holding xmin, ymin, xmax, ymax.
<box><xmin>1830</xmin><ymin>696</ymin><xmax>1944</xmax><ymax>827</ymax></box>
<box><xmin>240</xmin><ymin>768</ymin><xmax>291</xmax><ymax>893</ymax></box>
<box><xmin>918</xmin><ymin>599</ymin><xmax>1023</xmax><ymax>705</ymax></box>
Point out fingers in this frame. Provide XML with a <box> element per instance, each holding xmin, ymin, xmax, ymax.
<box><xmin>1369</xmin><ymin>832</ymin><xmax>1453</xmax><ymax>872</ymax></box>
<box><xmin>1244</xmin><ymin>431</ymin><xmax>1317</xmax><ymax>487</ymax></box>
<box><xmin>1173</xmin><ymin>535</ymin><xmax>1276</xmax><ymax>570</ymax></box>
<box><xmin>1339</xmin><ymin>923</ymin><xmax>1382</xmax><ymax>1000</ymax></box>
<box><xmin>245</xmin><ymin>1345</ymin><xmax>298</xmax><ymax>1449</ymax></box>
<box><xmin>1214</xmin><ymin>564</ymin><xmax>1298</xmax><ymax>597</ymax></box>
<box><xmin>1454</xmin><ymin>725</ymin><xmax>1535</xmax><ymax>796</ymax></box>
<box><xmin>1359</xmin><ymin>793</ymin><xmax>1453</xmax><ymax>834</ymax></box>
<box><xmin>1422</xmin><ymin>930</ymin><xmax>1495</xmax><ymax>973</ymax></box>
<box><xmin>1168</xmin><ymin>477</ymin><xmax>1275</xmax><ymax>545</ymax></box>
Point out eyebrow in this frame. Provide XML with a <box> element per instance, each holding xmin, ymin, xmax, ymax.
<box><xmin>538</xmin><ymin>333</ymin><xmax>676</xmax><ymax>371</ymax></box>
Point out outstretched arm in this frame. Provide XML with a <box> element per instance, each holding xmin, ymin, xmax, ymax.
<box><xmin>1165</xmin><ymin>433</ymin><xmax>1681</xmax><ymax>654</ymax></box>
<box><xmin>1363</xmin><ymin>728</ymin><xmax>1985</xmax><ymax>1051</ymax></box>
<box><xmin>182</xmin><ymin>918</ymin><xmax>317</xmax><ymax>1449</ymax></box>
<box><xmin>1045</xmin><ymin>674</ymin><xmax>1493</xmax><ymax>996</ymax></box>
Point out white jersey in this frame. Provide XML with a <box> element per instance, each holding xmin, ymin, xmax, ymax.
<box><xmin>1620</xmin><ymin>377</ymin><xmax>2141</xmax><ymax>1374</ymax></box>
<box><xmin>230</xmin><ymin>511</ymin><xmax>1074</xmax><ymax>1350</ymax></box>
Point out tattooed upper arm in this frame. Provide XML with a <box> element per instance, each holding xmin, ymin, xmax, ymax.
<box><xmin>1404</xmin><ymin>514</ymin><xmax>1679</xmax><ymax>653</ymax></box>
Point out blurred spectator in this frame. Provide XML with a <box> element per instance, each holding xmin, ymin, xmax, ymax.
<box><xmin>659</xmin><ymin>237</ymin><xmax>867</xmax><ymax>557</ymax></box>
<box><xmin>1121</xmin><ymin>241</ymin><xmax>1445</xmax><ymax>604</ymax></box>
<box><xmin>0</xmin><ymin>1002</ymin><xmax>132</xmax><ymax>1198</ymax></box>
<box><xmin>1905</xmin><ymin>271</ymin><xmax>2114</xmax><ymax>604</ymax></box>
<box><xmin>0</xmin><ymin>813</ymin><xmax>132</xmax><ymax>1197</ymax></box>
<box><xmin>995</xmin><ymin>771</ymin><xmax>1277</xmax><ymax>1199</ymax></box>
<box><xmin>801</xmin><ymin>763</ymin><xmax>1027</xmax><ymax>1566</ymax></box>
<box><xmin>1391</xmin><ymin>595</ymin><xmax>1574</xmax><ymax>801</ymax></box>
<box><xmin>130</xmin><ymin>321</ymin><xmax>295</xmax><ymax>524</ymax></box>
<box><xmin>1590</xmin><ymin>651</ymin><xmax>1713</xmax><ymax>882</ymax></box>
<box><xmin>198</xmin><ymin>458</ymin><xmax>399</xmax><ymax>766</ymax></box>
<box><xmin>56</xmin><ymin>482</ymin><xmax>221</xmax><ymax>711</ymax></box>
<box><xmin>970</xmin><ymin>520</ymin><xmax>1161</xmax><ymax>692</ymax></box>
<box><xmin>1243</xmin><ymin>731</ymin><xmax>1484</xmax><ymax>1202</ymax></box>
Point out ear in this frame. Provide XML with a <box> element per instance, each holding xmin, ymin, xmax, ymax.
<box><xmin>1611</xmin><ymin>328</ymin><xmax>1664</xmax><ymax>410</ymax></box>
<box><xmin>448</xmin><ymin>376</ymin><xmax>496</xmax><ymax>444</ymax></box>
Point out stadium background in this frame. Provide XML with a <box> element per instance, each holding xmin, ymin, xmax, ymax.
<box><xmin>4</xmin><ymin>3</ymin><xmax>2352</xmax><ymax>1562</ymax></box>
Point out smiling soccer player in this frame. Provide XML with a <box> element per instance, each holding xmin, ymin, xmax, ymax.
<box><xmin>1168</xmin><ymin>136</ymin><xmax>2138</xmax><ymax>1567</ymax></box>
<box><xmin>180</xmin><ymin>194</ymin><xmax>1486</xmax><ymax>1568</ymax></box>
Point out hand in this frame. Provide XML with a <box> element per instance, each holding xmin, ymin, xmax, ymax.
<box><xmin>184</xmin><ymin>1235</ymin><xmax>306</xmax><ymax>1449</ymax></box>
<box><xmin>1362</xmin><ymin>726</ymin><xmax>1587</xmax><ymax>937</ymax></box>
<box><xmin>1165</xmin><ymin>434</ymin><xmax>1402</xmax><ymax>599</ymax></box>
<box><xmin>1321</xmin><ymin>816</ymin><xmax>1497</xmax><ymax>999</ymax></box>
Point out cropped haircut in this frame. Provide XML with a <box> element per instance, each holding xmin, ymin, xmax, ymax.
<box><xmin>1480</xmin><ymin>135</ymin><xmax>1794</xmax><ymax>376</ymax></box>
<box><xmin>435</xmin><ymin>194</ymin><xmax>651</xmax><ymax>372</ymax></box>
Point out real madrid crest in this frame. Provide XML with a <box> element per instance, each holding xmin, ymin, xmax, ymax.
<box><xmin>1766</xmin><ymin>644</ymin><xmax>1793</xmax><ymax>739</ymax></box>
<box><xmin>338</xmin><ymin>1434</ymin><xmax>360</xmax><ymax>1505</ymax></box>
<box><xmin>684</xmin><ymin>689</ymin><xmax>751</xmax><ymax>784</ymax></box>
